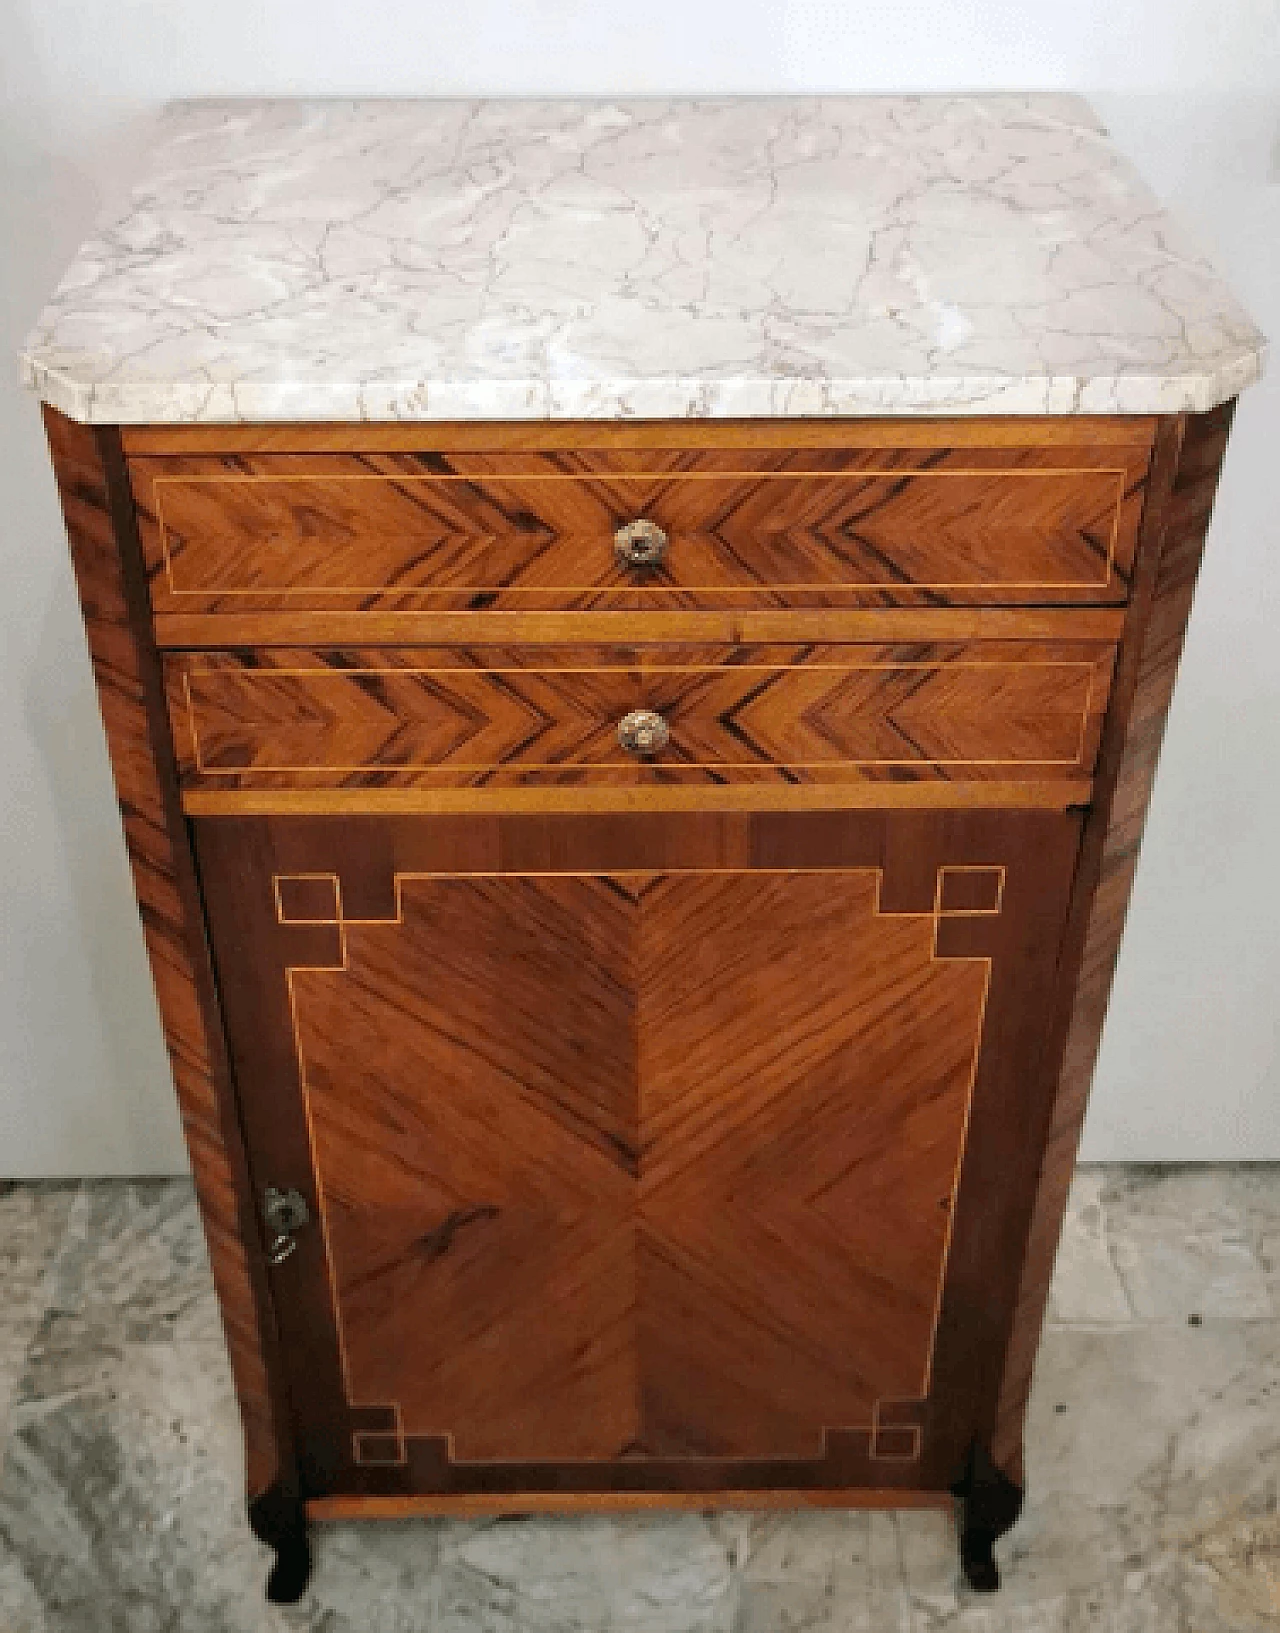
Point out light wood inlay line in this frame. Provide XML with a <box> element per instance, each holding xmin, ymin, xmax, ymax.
<box><xmin>935</xmin><ymin>866</ymin><xmax>1008</xmax><ymax>917</ymax></box>
<box><xmin>149</xmin><ymin>466</ymin><xmax>1128</xmax><ymax>596</ymax></box>
<box><xmin>272</xmin><ymin>872</ymin><xmax>343</xmax><ymax>925</ymax></box>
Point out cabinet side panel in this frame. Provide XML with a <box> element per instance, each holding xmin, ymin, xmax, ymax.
<box><xmin>41</xmin><ymin>404</ymin><xmax>286</xmax><ymax>1499</ymax></box>
<box><xmin>993</xmin><ymin>403</ymin><xmax>1235</xmax><ymax>1476</ymax></box>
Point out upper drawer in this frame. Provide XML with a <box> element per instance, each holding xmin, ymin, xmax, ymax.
<box><xmin>129</xmin><ymin>441</ymin><xmax>1153</xmax><ymax>622</ymax></box>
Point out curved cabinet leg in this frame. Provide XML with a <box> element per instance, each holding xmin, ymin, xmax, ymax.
<box><xmin>950</xmin><ymin>1442</ymin><xmax>1024</xmax><ymax>1592</ymax></box>
<box><xmin>248</xmin><ymin>1480</ymin><xmax>312</xmax><ymax>1604</ymax></box>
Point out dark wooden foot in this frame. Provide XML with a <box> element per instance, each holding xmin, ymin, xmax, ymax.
<box><xmin>949</xmin><ymin>1442</ymin><xmax>1024</xmax><ymax>1592</ymax></box>
<box><xmin>248</xmin><ymin>1480</ymin><xmax>312</xmax><ymax>1604</ymax></box>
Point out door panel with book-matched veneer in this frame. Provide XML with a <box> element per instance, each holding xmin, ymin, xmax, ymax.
<box><xmin>195</xmin><ymin>809</ymin><xmax>1082</xmax><ymax>1504</ymax></box>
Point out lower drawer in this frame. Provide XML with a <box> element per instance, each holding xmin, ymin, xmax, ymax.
<box><xmin>163</xmin><ymin>641</ymin><xmax>1115</xmax><ymax>799</ymax></box>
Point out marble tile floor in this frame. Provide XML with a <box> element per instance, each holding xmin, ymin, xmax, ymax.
<box><xmin>0</xmin><ymin>1167</ymin><xmax>1277</xmax><ymax>1632</ymax></box>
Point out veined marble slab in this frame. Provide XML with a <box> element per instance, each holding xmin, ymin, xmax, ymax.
<box><xmin>20</xmin><ymin>95</ymin><xmax>1265</xmax><ymax>425</ymax></box>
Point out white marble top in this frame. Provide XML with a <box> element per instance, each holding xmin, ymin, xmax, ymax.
<box><xmin>20</xmin><ymin>95</ymin><xmax>1265</xmax><ymax>424</ymax></box>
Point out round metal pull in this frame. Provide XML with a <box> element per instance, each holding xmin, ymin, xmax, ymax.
<box><xmin>617</xmin><ymin>709</ymin><xmax>670</xmax><ymax>757</ymax></box>
<box><xmin>614</xmin><ymin>519</ymin><xmax>668</xmax><ymax>571</ymax></box>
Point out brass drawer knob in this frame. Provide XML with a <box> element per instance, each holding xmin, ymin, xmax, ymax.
<box><xmin>614</xmin><ymin>518</ymin><xmax>668</xmax><ymax>570</ymax></box>
<box><xmin>617</xmin><ymin>709</ymin><xmax>670</xmax><ymax>757</ymax></box>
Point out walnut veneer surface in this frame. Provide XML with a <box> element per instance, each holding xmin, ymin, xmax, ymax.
<box><xmin>26</xmin><ymin>90</ymin><xmax>1262</xmax><ymax>1602</ymax></box>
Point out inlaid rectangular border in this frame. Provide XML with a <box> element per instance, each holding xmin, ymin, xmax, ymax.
<box><xmin>143</xmin><ymin>463</ymin><xmax>1129</xmax><ymax>599</ymax></box>
<box><xmin>165</xmin><ymin>649</ymin><xmax>1112</xmax><ymax>785</ymax></box>
<box><xmin>275</xmin><ymin>861</ymin><xmax>994</xmax><ymax>1472</ymax></box>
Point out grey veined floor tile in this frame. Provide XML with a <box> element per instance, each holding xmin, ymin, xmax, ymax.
<box><xmin>0</xmin><ymin>1183</ymin><xmax>78</xmax><ymax>1317</ymax></box>
<box><xmin>1045</xmin><ymin>1169</ymin><xmax>1136</xmax><ymax>1324</ymax></box>
<box><xmin>0</xmin><ymin>1169</ymin><xmax>1278</xmax><ymax>1632</ymax></box>
<box><xmin>0</xmin><ymin>1183</ymin><xmax>78</xmax><ymax>1445</ymax></box>
<box><xmin>1231</xmin><ymin>1164</ymin><xmax>1280</xmax><ymax>1309</ymax></box>
<box><xmin>733</xmin><ymin>1508</ymin><xmax>926</xmax><ymax>1631</ymax></box>
<box><xmin>1010</xmin><ymin>1317</ymin><xmax>1280</xmax><ymax>1631</ymax></box>
<box><xmin>1048</xmin><ymin>1165</ymin><xmax>1279</xmax><ymax>1325</ymax></box>
<box><xmin>1091</xmin><ymin>1166</ymin><xmax>1276</xmax><ymax>1322</ymax></box>
<box><xmin>41</xmin><ymin>1179</ymin><xmax>226</xmax><ymax>1349</ymax></box>
<box><xmin>435</xmin><ymin>1512</ymin><xmax>741</xmax><ymax>1632</ymax></box>
<box><xmin>299</xmin><ymin>1521</ymin><xmax>444</xmax><ymax>1633</ymax></box>
<box><xmin>0</xmin><ymin>1331</ymin><xmax>288</xmax><ymax>1633</ymax></box>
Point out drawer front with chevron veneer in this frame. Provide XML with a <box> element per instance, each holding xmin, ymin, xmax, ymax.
<box><xmin>129</xmin><ymin>433</ymin><xmax>1153</xmax><ymax>635</ymax></box>
<box><xmin>163</xmin><ymin>640</ymin><xmax>1116</xmax><ymax>806</ymax></box>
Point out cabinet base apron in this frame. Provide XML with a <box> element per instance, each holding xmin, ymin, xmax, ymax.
<box><xmin>304</xmin><ymin>1490</ymin><xmax>956</xmax><ymax>1521</ymax></box>
<box><xmin>286</xmin><ymin>1463</ymin><xmax>1016</xmax><ymax>1598</ymax></box>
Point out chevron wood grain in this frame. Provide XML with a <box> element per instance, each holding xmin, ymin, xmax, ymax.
<box><xmin>40</xmin><ymin>407</ymin><xmax>288</xmax><ymax>1503</ymax></box>
<box><xmin>163</xmin><ymin>641</ymin><xmax>1115</xmax><ymax>795</ymax></box>
<box><xmin>129</xmin><ymin>440</ymin><xmax>1152</xmax><ymax>618</ymax></box>
<box><xmin>193</xmin><ymin>809</ymin><xmax>1083</xmax><ymax>1498</ymax></box>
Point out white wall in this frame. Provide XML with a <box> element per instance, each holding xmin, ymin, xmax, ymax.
<box><xmin>1</xmin><ymin>0</ymin><xmax>1277</xmax><ymax>1174</ymax></box>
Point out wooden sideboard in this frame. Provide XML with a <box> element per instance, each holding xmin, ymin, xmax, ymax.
<box><xmin>42</xmin><ymin>403</ymin><xmax>1234</xmax><ymax>1600</ymax></box>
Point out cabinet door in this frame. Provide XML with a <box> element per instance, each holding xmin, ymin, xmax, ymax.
<box><xmin>195</xmin><ymin>810</ymin><xmax>1081</xmax><ymax>1502</ymax></box>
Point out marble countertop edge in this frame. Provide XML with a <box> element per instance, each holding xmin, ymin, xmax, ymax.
<box><xmin>21</xmin><ymin>348</ymin><xmax>1267</xmax><ymax>427</ymax></box>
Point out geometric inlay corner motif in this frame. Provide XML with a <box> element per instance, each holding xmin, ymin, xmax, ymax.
<box><xmin>935</xmin><ymin>864</ymin><xmax>1006</xmax><ymax>917</ymax></box>
<box><xmin>274</xmin><ymin>872</ymin><xmax>343</xmax><ymax>924</ymax></box>
<box><xmin>352</xmin><ymin>1413</ymin><xmax>409</xmax><ymax>1467</ymax></box>
<box><xmin>870</xmin><ymin>1397</ymin><xmax>928</xmax><ymax>1463</ymax></box>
